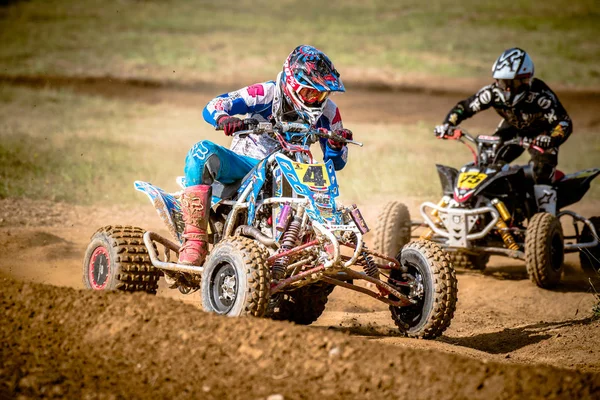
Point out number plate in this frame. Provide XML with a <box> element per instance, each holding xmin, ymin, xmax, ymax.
<box><xmin>457</xmin><ymin>172</ymin><xmax>487</xmax><ymax>190</ymax></box>
<box><xmin>292</xmin><ymin>162</ymin><xmax>330</xmax><ymax>188</ymax></box>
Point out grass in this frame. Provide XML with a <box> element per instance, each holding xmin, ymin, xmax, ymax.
<box><xmin>0</xmin><ymin>85</ymin><xmax>203</xmax><ymax>204</ymax></box>
<box><xmin>1</xmin><ymin>85</ymin><xmax>598</xmax><ymax>206</ymax></box>
<box><xmin>0</xmin><ymin>0</ymin><xmax>599</xmax><ymax>87</ymax></box>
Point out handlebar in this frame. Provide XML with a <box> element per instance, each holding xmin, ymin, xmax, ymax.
<box><xmin>450</xmin><ymin>127</ymin><xmax>544</xmax><ymax>153</ymax></box>
<box><xmin>216</xmin><ymin>118</ymin><xmax>363</xmax><ymax>147</ymax></box>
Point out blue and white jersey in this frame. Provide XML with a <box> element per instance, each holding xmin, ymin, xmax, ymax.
<box><xmin>202</xmin><ymin>79</ymin><xmax>348</xmax><ymax>170</ymax></box>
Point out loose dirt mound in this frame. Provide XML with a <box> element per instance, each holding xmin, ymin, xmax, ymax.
<box><xmin>1</xmin><ymin>277</ymin><xmax>598</xmax><ymax>399</ymax></box>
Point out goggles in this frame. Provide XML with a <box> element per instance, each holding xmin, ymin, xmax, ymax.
<box><xmin>496</xmin><ymin>78</ymin><xmax>528</xmax><ymax>93</ymax></box>
<box><xmin>297</xmin><ymin>87</ymin><xmax>329</xmax><ymax>104</ymax></box>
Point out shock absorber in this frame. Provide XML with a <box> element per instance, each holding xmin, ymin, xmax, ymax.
<box><xmin>272</xmin><ymin>215</ymin><xmax>303</xmax><ymax>281</ymax></box>
<box><xmin>348</xmin><ymin>233</ymin><xmax>379</xmax><ymax>279</ymax></box>
<box><xmin>360</xmin><ymin>244</ymin><xmax>380</xmax><ymax>280</ymax></box>
<box><xmin>491</xmin><ymin>199</ymin><xmax>519</xmax><ymax>251</ymax></box>
<box><xmin>420</xmin><ymin>196</ymin><xmax>450</xmax><ymax>240</ymax></box>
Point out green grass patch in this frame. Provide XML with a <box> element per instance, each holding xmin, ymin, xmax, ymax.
<box><xmin>0</xmin><ymin>0</ymin><xmax>599</xmax><ymax>86</ymax></box>
<box><xmin>0</xmin><ymin>134</ymin><xmax>138</xmax><ymax>203</ymax></box>
<box><xmin>0</xmin><ymin>85</ymin><xmax>194</xmax><ymax>204</ymax></box>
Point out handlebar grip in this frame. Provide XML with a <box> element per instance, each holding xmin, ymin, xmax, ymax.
<box><xmin>214</xmin><ymin>117</ymin><xmax>259</xmax><ymax>131</ymax></box>
<box><xmin>449</xmin><ymin>129</ymin><xmax>463</xmax><ymax>140</ymax></box>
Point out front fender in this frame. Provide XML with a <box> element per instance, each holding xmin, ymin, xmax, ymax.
<box><xmin>436</xmin><ymin>164</ymin><xmax>458</xmax><ymax>196</ymax></box>
<box><xmin>275</xmin><ymin>154</ymin><xmax>342</xmax><ymax>225</ymax></box>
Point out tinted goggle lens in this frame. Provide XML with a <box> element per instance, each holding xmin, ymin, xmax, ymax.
<box><xmin>298</xmin><ymin>87</ymin><xmax>329</xmax><ymax>104</ymax></box>
<box><xmin>496</xmin><ymin>79</ymin><xmax>527</xmax><ymax>91</ymax></box>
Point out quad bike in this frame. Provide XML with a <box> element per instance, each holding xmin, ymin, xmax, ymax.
<box><xmin>83</xmin><ymin>120</ymin><xmax>458</xmax><ymax>339</ymax></box>
<box><xmin>374</xmin><ymin>127</ymin><xmax>599</xmax><ymax>289</ymax></box>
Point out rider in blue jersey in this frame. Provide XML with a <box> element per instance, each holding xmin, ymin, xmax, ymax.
<box><xmin>178</xmin><ymin>45</ymin><xmax>353</xmax><ymax>266</ymax></box>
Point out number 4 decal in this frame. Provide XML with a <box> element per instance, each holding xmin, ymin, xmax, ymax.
<box><xmin>303</xmin><ymin>166</ymin><xmax>326</xmax><ymax>187</ymax></box>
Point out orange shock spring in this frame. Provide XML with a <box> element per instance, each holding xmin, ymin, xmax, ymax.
<box><xmin>492</xmin><ymin>199</ymin><xmax>519</xmax><ymax>251</ymax></box>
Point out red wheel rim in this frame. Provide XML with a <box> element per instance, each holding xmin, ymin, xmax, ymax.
<box><xmin>89</xmin><ymin>246</ymin><xmax>110</xmax><ymax>290</ymax></box>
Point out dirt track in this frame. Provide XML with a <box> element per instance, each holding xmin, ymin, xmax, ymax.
<box><xmin>1</xmin><ymin>79</ymin><xmax>600</xmax><ymax>398</ymax></box>
<box><xmin>2</xmin><ymin>276</ymin><xmax>599</xmax><ymax>399</ymax></box>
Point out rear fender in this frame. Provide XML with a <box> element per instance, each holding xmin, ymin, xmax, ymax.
<box><xmin>134</xmin><ymin>181</ymin><xmax>184</xmax><ymax>244</ymax></box>
<box><xmin>556</xmin><ymin>168</ymin><xmax>600</xmax><ymax>209</ymax></box>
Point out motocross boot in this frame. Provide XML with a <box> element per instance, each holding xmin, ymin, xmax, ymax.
<box><xmin>178</xmin><ymin>184</ymin><xmax>211</xmax><ymax>266</ymax></box>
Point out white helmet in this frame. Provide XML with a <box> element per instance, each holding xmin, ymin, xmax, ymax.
<box><xmin>492</xmin><ymin>48</ymin><xmax>534</xmax><ymax>106</ymax></box>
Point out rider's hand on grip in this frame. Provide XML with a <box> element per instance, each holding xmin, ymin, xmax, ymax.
<box><xmin>217</xmin><ymin>115</ymin><xmax>244</xmax><ymax>136</ymax></box>
<box><xmin>328</xmin><ymin>128</ymin><xmax>353</xmax><ymax>150</ymax></box>
<box><xmin>533</xmin><ymin>134</ymin><xmax>558</xmax><ymax>149</ymax></box>
<box><xmin>434</xmin><ymin>123</ymin><xmax>451</xmax><ymax>139</ymax></box>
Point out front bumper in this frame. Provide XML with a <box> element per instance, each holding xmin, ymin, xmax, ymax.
<box><xmin>420</xmin><ymin>202</ymin><xmax>500</xmax><ymax>248</ymax></box>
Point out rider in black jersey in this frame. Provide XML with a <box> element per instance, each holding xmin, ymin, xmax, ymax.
<box><xmin>434</xmin><ymin>47</ymin><xmax>573</xmax><ymax>186</ymax></box>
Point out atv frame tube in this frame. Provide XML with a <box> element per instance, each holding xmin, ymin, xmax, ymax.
<box><xmin>558</xmin><ymin>210</ymin><xmax>599</xmax><ymax>252</ymax></box>
<box><xmin>143</xmin><ymin>231</ymin><xmax>204</xmax><ymax>275</ymax></box>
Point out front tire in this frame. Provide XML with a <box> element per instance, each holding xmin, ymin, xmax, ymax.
<box><xmin>82</xmin><ymin>225</ymin><xmax>161</xmax><ymax>294</ymax></box>
<box><xmin>201</xmin><ymin>237</ymin><xmax>271</xmax><ymax>317</ymax></box>
<box><xmin>525</xmin><ymin>213</ymin><xmax>564</xmax><ymax>288</ymax></box>
<box><xmin>579</xmin><ymin>216</ymin><xmax>600</xmax><ymax>274</ymax></box>
<box><xmin>389</xmin><ymin>240</ymin><xmax>457</xmax><ymax>339</ymax></box>
<box><xmin>373</xmin><ymin>201</ymin><xmax>411</xmax><ymax>261</ymax></box>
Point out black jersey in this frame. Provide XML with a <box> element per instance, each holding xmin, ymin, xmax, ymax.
<box><xmin>443</xmin><ymin>78</ymin><xmax>573</xmax><ymax>145</ymax></box>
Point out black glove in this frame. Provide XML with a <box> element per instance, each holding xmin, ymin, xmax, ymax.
<box><xmin>217</xmin><ymin>115</ymin><xmax>244</xmax><ymax>136</ymax></box>
<box><xmin>434</xmin><ymin>123</ymin><xmax>452</xmax><ymax>139</ymax></box>
<box><xmin>533</xmin><ymin>134</ymin><xmax>559</xmax><ymax>149</ymax></box>
<box><xmin>328</xmin><ymin>128</ymin><xmax>353</xmax><ymax>150</ymax></box>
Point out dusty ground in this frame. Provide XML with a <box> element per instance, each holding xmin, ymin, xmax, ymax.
<box><xmin>1</xmin><ymin>79</ymin><xmax>600</xmax><ymax>398</ymax></box>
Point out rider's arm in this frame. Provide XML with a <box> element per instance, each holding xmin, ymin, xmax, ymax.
<box><xmin>320</xmin><ymin>140</ymin><xmax>348</xmax><ymax>171</ymax></box>
<box><xmin>202</xmin><ymin>81</ymin><xmax>275</xmax><ymax>126</ymax></box>
<box><xmin>549</xmin><ymin>118</ymin><xmax>573</xmax><ymax>146</ymax></box>
<box><xmin>443</xmin><ymin>84</ymin><xmax>497</xmax><ymax>127</ymax></box>
<box><xmin>317</xmin><ymin>101</ymin><xmax>347</xmax><ymax>171</ymax></box>
<box><xmin>541</xmin><ymin>84</ymin><xmax>573</xmax><ymax>146</ymax></box>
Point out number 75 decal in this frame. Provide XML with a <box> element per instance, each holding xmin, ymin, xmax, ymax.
<box><xmin>457</xmin><ymin>172</ymin><xmax>487</xmax><ymax>189</ymax></box>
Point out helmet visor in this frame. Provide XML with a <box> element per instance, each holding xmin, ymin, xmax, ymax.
<box><xmin>496</xmin><ymin>78</ymin><xmax>528</xmax><ymax>93</ymax></box>
<box><xmin>297</xmin><ymin>87</ymin><xmax>329</xmax><ymax>104</ymax></box>
<box><xmin>496</xmin><ymin>78</ymin><xmax>530</xmax><ymax>104</ymax></box>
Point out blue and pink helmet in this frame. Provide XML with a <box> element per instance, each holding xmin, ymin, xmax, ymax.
<box><xmin>281</xmin><ymin>45</ymin><xmax>345</xmax><ymax>124</ymax></box>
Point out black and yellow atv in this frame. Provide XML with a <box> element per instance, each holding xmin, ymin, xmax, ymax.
<box><xmin>374</xmin><ymin>127</ymin><xmax>599</xmax><ymax>289</ymax></box>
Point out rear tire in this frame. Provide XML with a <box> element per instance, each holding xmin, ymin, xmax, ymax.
<box><xmin>201</xmin><ymin>237</ymin><xmax>271</xmax><ymax>317</ymax></box>
<box><xmin>389</xmin><ymin>240</ymin><xmax>458</xmax><ymax>339</ymax></box>
<box><xmin>82</xmin><ymin>225</ymin><xmax>161</xmax><ymax>294</ymax></box>
<box><xmin>579</xmin><ymin>216</ymin><xmax>600</xmax><ymax>274</ymax></box>
<box><xmin>525</xmin><ymin>213</ymin><xmax>564</xmax><ymax>288</ymax></box>
<box><xmin>373</xmin><ymin>201</ymin><xmax>411</xmax><ymax>261</ymax></box>
<box><xmin>448</xmin><ymin>251</ymin><xmax>489</xmax><ymax>271</ymax></box>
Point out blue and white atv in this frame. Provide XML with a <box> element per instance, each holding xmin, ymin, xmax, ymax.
<box><xmin>83</xmin><ymin>120</ymin><xmax>457</xmax><ymax>339</ymax></box>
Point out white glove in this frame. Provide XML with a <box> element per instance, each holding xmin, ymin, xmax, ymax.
<box><xmin>434</xmin><ymin>123</ymin><xmax>451</xmax><ymax>139</ymax></box>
